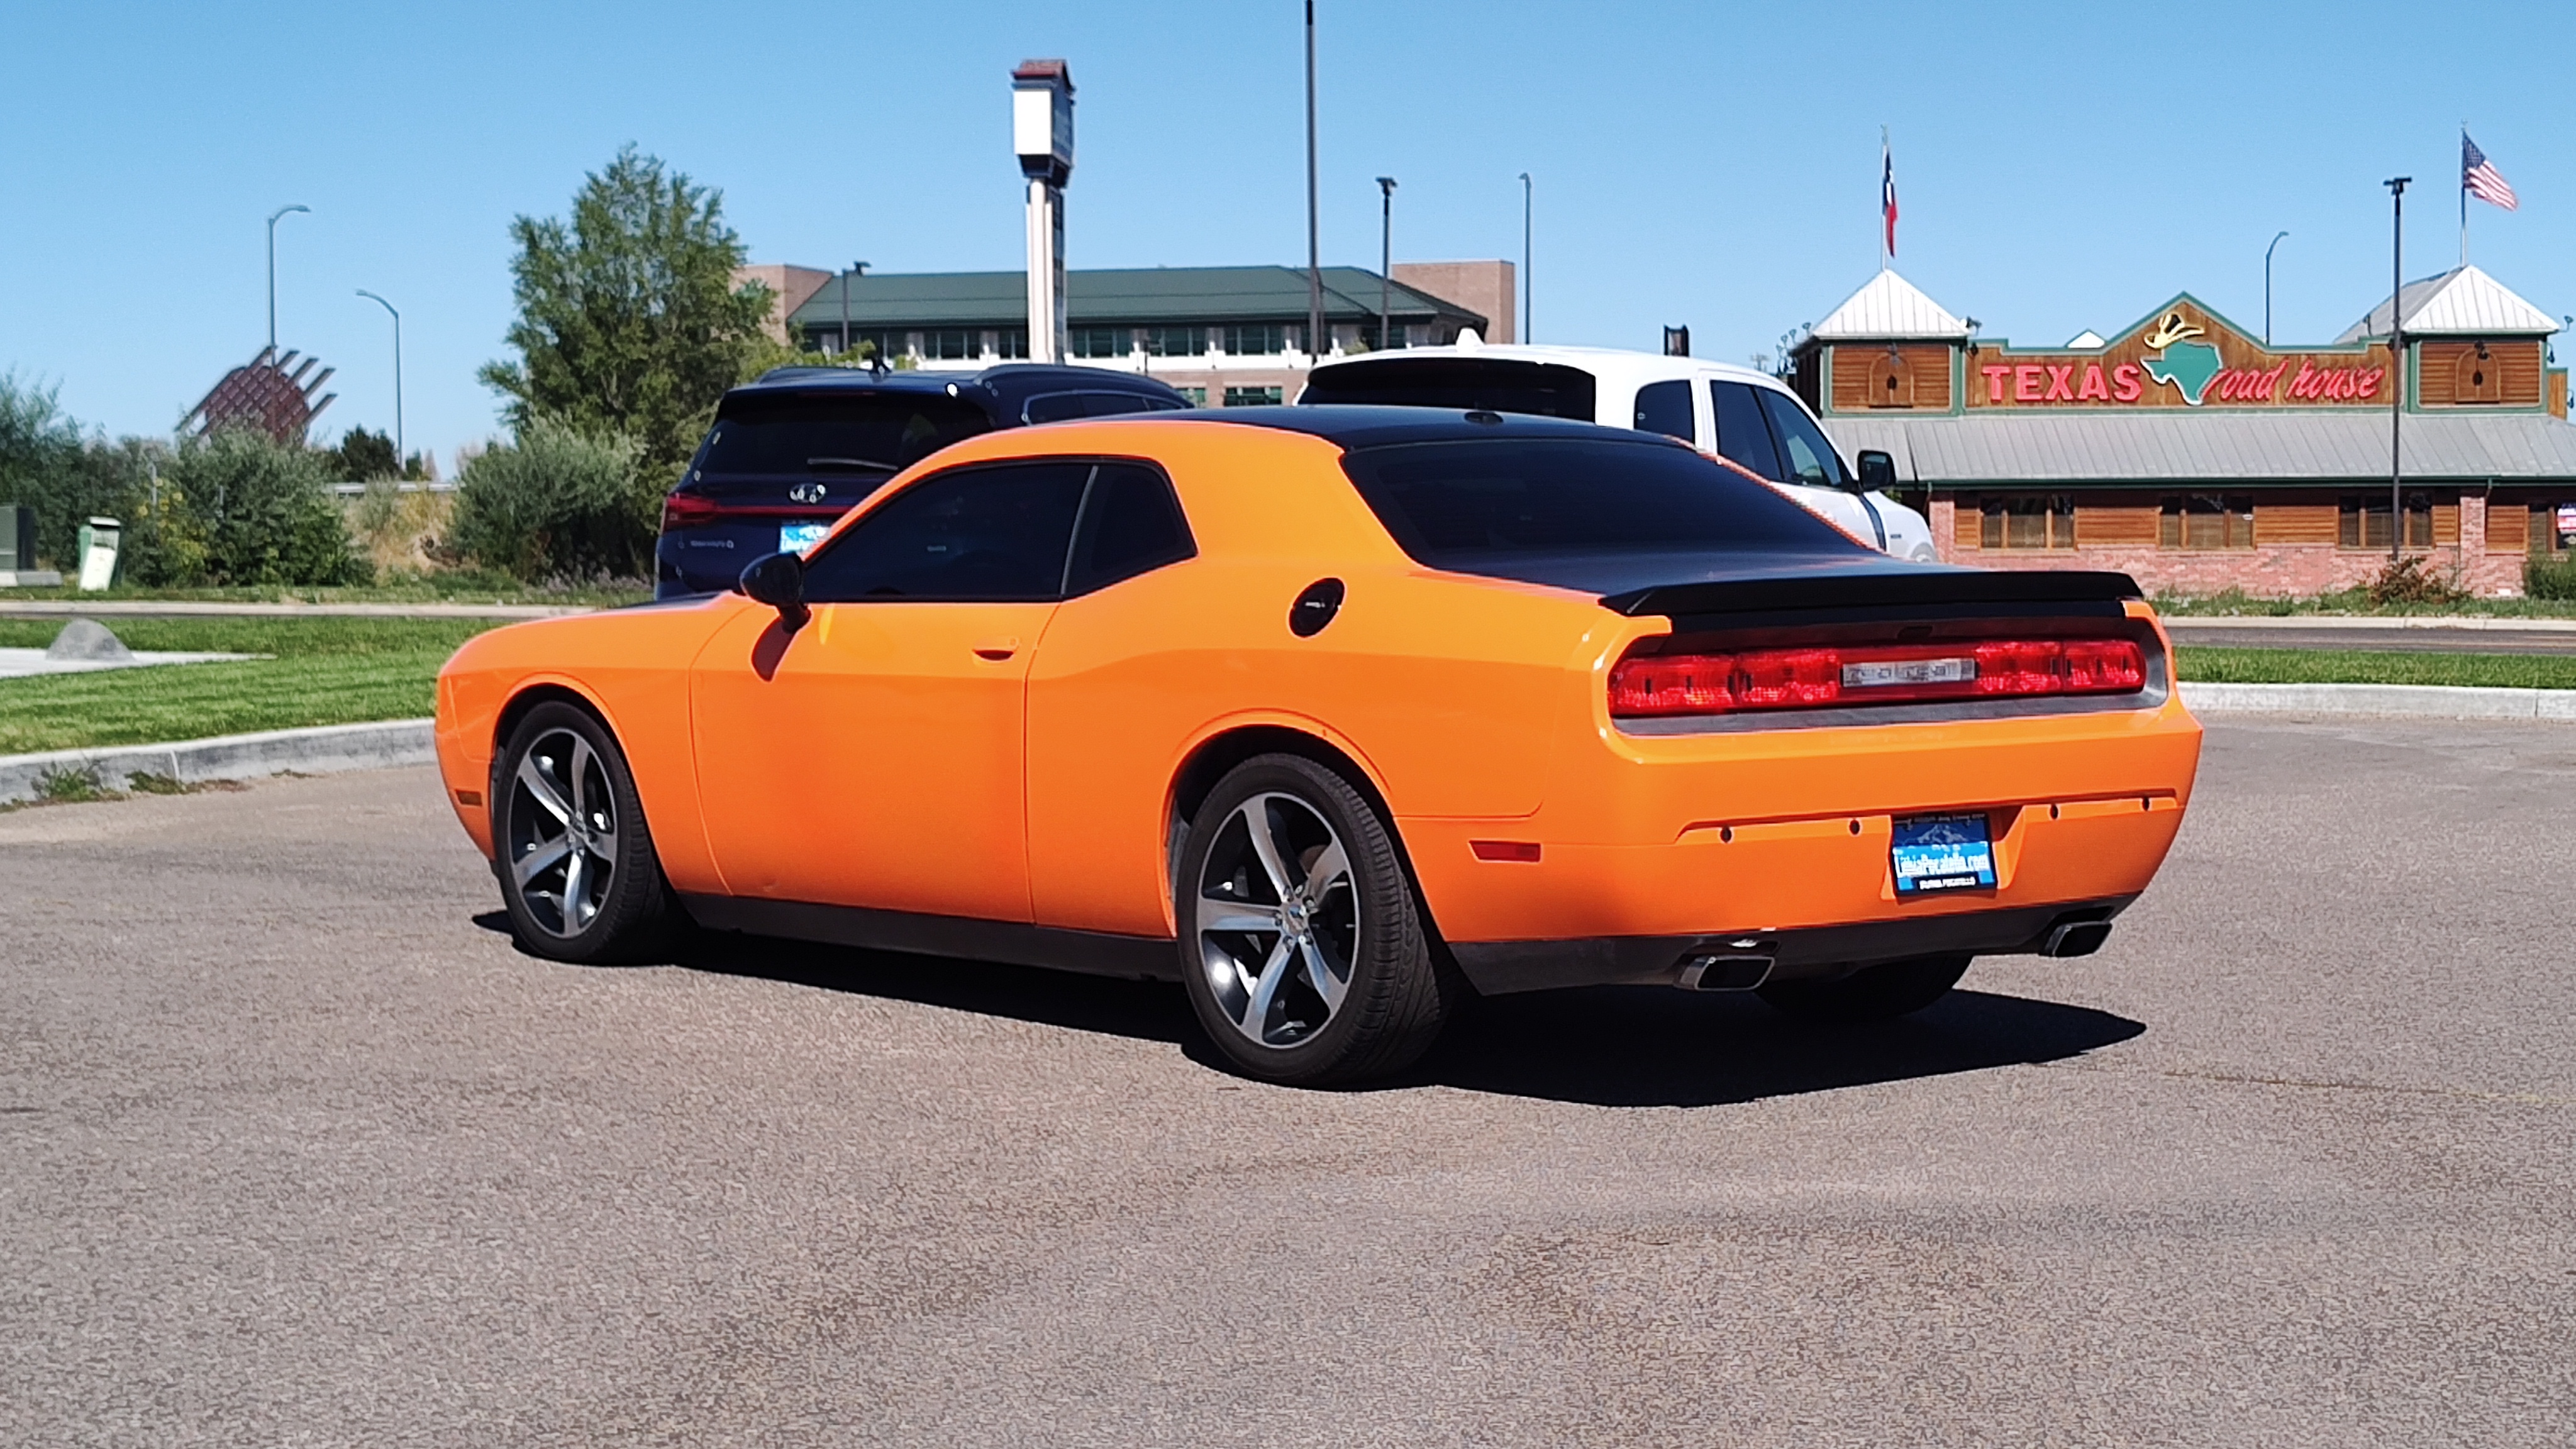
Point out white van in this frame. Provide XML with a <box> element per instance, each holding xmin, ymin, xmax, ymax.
<box><xmin>1298</xmin><ymin>342</ymin><xmax>1937</xmax><ymax>561</ymax></box>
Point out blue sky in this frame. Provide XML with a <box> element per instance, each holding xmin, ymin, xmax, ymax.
<box><xmin>3</xmin><ymin>1</ymin><xmax>2570</xmax><ymax>470</ymax></box>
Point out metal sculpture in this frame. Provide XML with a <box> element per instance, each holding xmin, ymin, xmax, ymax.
<box><xmin>182</xmin><ymin>346</ymin><xmax>336</xmax><ymax>443</ymax></box>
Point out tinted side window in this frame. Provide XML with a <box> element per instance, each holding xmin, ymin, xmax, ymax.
<box><xmin>698</xmin><ymin>393</ymin><xmax>992</xmax><ymax>478</ymax></box>
<box><xmin>1339</xmin><ymin>438</ymin><xmax>1855</xmax><ymax>564</ymax></box>
<box><xmin>1023</xmin><ymin>391</ymin><xmax>1182</xmax><ymax>425</ymax></box>
<box><xmin>1707</xmin><ymin>382</ymin><xmax>1785</xmax><ymax>482</ymax></box>
<box><xmin>1297</xmin><ymin>358</ymin><xmax>1599</xmax><ymax>420</ymax></box>
<box><xmin>1632</xmin><ymin>379</ymin><xmax>1694</xmax><ymax>441</ymax></box>
<box><xmin>1066</xmin><ymin>464</ymin><xmax>1196</xmax><ymax>595</ymax></box>
<box><xmin>801</xmin><ymin>462</ymin><xmax>1089</xmax><ymax>602</ymax></box>
<box><xmin>1757</xmin><ymin>389</ymin><xmax>1847</xmax><ymax>489</ymax></box>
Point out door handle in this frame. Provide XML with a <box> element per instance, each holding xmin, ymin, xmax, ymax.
<box><xmin>971</xmin><ymin>636</ymin><xmax>1021</xmax><ymax>660</ymax></box>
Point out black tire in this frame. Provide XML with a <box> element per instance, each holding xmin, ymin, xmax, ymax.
<box><xmin>1175</xmin><ymin>753</ymin><xmax>1455</xmax><ymax>1085</ymax></box>
<box><xmin>1757</xmin><ymin>954</ymin><xmax>1970</xmax><ymax>1023</ymax></box>
<box><xmin>490</xmin><ymin>701</ymin><xmax>679</xmax><ymax>964</ymax></box>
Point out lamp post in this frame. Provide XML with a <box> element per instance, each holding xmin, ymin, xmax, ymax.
<box><xmin>353</xmin><ymin>289</ymin><xmax>401</xmax><ymax>468</ymax></box>
<box><xmin>2263</xmin><ymin>230</ymin><xmax>2289</xmax><ymax>347</ymax></box>
<box><xmin>267</xmin><ymin>204</ymin><xmax>310</xmax><ymax>353</ymax></box>
<box><xmin>1303</xmin><ymin>1</ymin><xmax>1323</xmax><ymax>360</ymax></box>
<box><xmin>1375</xmin><ymin>176</ymin><xmax>1396</xmax><ymax>352</ymax></box>
<box><xmin>1518</xmin><ymin>172</ymin><xmax>1532</xmax><ymax>343</ymax></box>
<box><xmin>841</xmin><ymin>260</ymin><xmax>868</xmax><ymax>357</ymax></box>
<box><xmin>2385</xmin><ymin>176</ymin><xmax>2410</xmax><ymax>562</ymax></box>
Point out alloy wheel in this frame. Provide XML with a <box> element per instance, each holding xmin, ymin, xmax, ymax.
<box><xmin>1195</xmin><ymin>792</ymin><xmax>1360</xmax><ymax>1048</ymax></box>
<box><xmin>504</xmin><ymin>727</ymin><xmax>619</xmax><ymax>938</ymax></box>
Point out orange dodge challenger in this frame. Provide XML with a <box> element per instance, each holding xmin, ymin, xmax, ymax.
<box><xmin>436</xmin><ymin>408</ymin><xmax>2201</xmax><ymax>1085</ymax></box>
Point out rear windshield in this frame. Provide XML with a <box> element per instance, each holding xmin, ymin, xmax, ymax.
<box><xmin>697</xmin><ymin>392</ymin><xmax>992</xmax><ymax>478</ymax></box>
<box><xmin>1338</xmin><ymin>436</ymin><xmax>1853</xmax><ymax>565</ymax></box>
<box><xmin>1299</xmin><ymin>358</ymin><xmax>1597</xmax><ymax>421</ymax></box>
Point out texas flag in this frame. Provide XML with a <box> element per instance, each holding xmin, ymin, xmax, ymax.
<box><xmin>1882</xmin><ymin>134</ymin><xmax>1899</xmax><ymax>258</ymax></box>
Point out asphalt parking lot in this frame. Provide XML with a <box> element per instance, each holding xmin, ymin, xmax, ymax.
<box><xmin>6</xmin><ymin>719</ymin><xmax>2573</xmax><ymax>1446</ymax></box>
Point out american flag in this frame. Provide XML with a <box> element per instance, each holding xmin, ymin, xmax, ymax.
<box><xmin>1881</xmin><ymin>133</ymin><xmax>1899</xmax><ymax>258</ymax></box>
<box><xmin>2463</xmin><ymin>132</ymin><xmax>2518</xmax><ymax>211</ymax></box>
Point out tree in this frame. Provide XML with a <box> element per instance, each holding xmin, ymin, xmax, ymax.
<box><xmin>327</xmin><ymin>426</ymin><xmax>401</xmax><ymax>481</ymax></box>
<box><xmin>0</xmin><ymin>372</ymin><xmax>92</xmax><ymax>565</ymax></box>
<box><xmin>479</xmin><ymin>146</ymin><xmax>774</xmax><ymax>475</ymax></box>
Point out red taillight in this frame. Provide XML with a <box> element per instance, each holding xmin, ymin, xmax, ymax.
<box><xmin>661</xmin><ymin>491</ymin><xmax>722</xmax><ymax>530</ymax></box>
<box><xmin>1608</xmin><ymin>638</ymin><xmax>2146</xmax><ymax>718</ymax></box>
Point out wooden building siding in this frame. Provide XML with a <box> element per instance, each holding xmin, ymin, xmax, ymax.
<box><xmin>1826</xmin><ymin>344</ymin><xmax>1953</xmax><ymax>411</ymax></box>
<box><xmin>2551</xmin><ymin>369</ymin><xmax>2568</xmax><ymax>419</ymax></box>
<box><xmin>2256</xmin><ymin>501</ymin><xmax>2340</xmax><ymax>545</ymax></box>
<box><xmin>2418</xmin><ymin>340</ymin><xmax>2543</xmax><ymax>407</ymax></box>
<box><xmin>2433</xmin><ymin>501</ymin><xmax>2461</xmax><ymax>547</ymax></box>
<box><xmin>2487</xmin><ymin>500</ymin><xmax>2530</xmax><ymax>552</ymax></box>
<box><xmin>2075</xmin><ymin>503</ymin><xmax>2158</xmax><ymax>546</ymax></box>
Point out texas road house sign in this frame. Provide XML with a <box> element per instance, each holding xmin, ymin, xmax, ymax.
<box><xmin>1970</xmin><ymin>297</ymin><xmax>2392</xmax><ymax>409</ymax></box>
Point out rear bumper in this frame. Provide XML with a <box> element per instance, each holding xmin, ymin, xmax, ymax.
<box><xmin>1450</xmin><ymin>896</ymin><xmax>2132</xmax><ymax>994</ymax></box>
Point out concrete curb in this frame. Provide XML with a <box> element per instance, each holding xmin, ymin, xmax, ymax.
<box><xmin>0</xmin><ymin>718</ymin><xmax>434</xmax><ymax>806</ymax></box>
<box><xmin>2183</xmin><ymin>682</ymin><xmax>2576</xmax><ymax>720</ymax></box>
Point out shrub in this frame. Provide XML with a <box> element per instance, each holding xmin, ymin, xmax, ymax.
<box><xmin>445</xmin><ymin>421</ymin><xmax>653</xmax><ymax>582</ymax></box>
<box><xmin>149</xmin><ymin>428</ymin><xmax>372</xmax><ymax>587</ymax></box>
<box><xmin>2526</xmin><ymin>553</ymin><xmax>2576</xmax><ymax>601</ymax></box>
<box><xmin>2362</xmin><ymin>555</ymin><xmax>2466</xmax><ymax>607</ymax></box>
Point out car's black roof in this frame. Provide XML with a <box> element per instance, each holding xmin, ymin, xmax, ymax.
<box><xmin>730</xmin><ymin>363</ymin><xmax>1187</xmax><ymax>412</ymax></box>
<box><xmin>1153</xmin><ymin>404</ymin><xmax>1677</xmax><ymax>451</ymax></box>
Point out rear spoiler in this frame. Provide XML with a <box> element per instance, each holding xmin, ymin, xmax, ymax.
<box><xmin>1601</xmin><ymin>569</ymin><xmax>2143</xmax><ymax>619</ymax></box>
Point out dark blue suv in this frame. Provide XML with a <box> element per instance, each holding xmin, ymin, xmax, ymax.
<box><xmin>655</xmin><ymin>364</ymin><xmax>1191</xmax><ymax>597</ymax></box>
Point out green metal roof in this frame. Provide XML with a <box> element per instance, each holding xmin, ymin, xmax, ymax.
<box><xmin>786</xmin><ymin>265</ymin><xmax>1482</xmax><ymax>331</ymax></box>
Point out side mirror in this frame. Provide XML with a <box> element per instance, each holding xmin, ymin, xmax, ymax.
<box><xmin>738</xmin><ymin>551</ymin><xmax>810</xmax><ymax>635</ymax></box>
<box><xmin>1855</xmin><ymin>449</ymin><xmax>1897</xmax><ymax>495</ymax></box>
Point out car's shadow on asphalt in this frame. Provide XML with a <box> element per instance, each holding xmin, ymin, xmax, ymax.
<box><xmin>476</xmin><ymin>914</ymin><xmax>2146</xmax><ymax>1109</ymax></box>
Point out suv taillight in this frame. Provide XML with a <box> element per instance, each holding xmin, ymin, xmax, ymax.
<box><xmin>661</xmin><ymin>491</ymin><xmax>722</xmax><ymax>530</ymax></box>
<box><xmin>1608</xmin><ymin>638</ymin><xmax>2145</xmax><ymax>718</ymax></box>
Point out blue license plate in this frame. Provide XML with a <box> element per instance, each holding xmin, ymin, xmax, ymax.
<box><xmin>780</xmin><ymin>522</ymin><xmax>831</xmax><ymax>553</ymax></box>
<box><xmin>1891</xmin><ymin>813</ymin><xmax>1996</xmax><ymax>895</ymax></box>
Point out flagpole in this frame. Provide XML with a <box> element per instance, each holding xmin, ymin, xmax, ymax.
<box><xmin>2460</xmin><ymin>124</ymin><xmax>2470</xmax><ymax>267</ymax></box>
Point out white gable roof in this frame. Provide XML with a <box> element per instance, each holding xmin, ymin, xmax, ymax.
<box><xmin>2334</xmin><ymin>265</ymin><xmax>2558</xmax><ymax>342</ymax></box>
<box><xmin>1808</xmin><ymin>269</ymin><xmax>1970</xmax><ymax>341</ymax></box>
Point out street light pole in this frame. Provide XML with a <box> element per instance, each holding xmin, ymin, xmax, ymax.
<box><xmin>354</xmin><ymin>290</ymin><xmax>401</xmax><ymax>468</ymax></box>
<box><xmin>267</xmin><ymin>204</ymin><xmax>310</xmax><ymax>354</ymax></box>
<box><xmin>842</xmin><ymin>260</ymin><xmax>868</xmax><ymax>358</ymax></box>
<box><xmin>2385</xmin><ymin>177</ymin><xmax>2411</xmax><ymax>562</ymax></box>
<box><xmin>2264</xmin><ymin>230</ymin><xmax>2289</xmax><ymax>347</ymax></box>
<box><xmin>1304</xmin><ymin>0</ymin><xmax>1324</xmax><ymax>362</ymax></box>
<box><xmin>1375</xmin><ymin>176</ymin><xmax>1396</xmax><ymax>352</ymax></box>
<box><xmin>1518</xmin><ymin>172</ymin><xmax>1532</xmax><ymax>343</ymax></box>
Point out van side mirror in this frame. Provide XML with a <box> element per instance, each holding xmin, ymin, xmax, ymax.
<box><xmin>1855</xmin><ymin>450</ymin><xmax>1897</xmax><ymax>494</ymax></box>
<box><xmin>738</xmin><ymin>551</ymin><xmax>810</xmax><ymax>635</ymax></box>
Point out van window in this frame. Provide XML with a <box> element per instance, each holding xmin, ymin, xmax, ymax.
<box><xmin>1757</xmin><ymin>389</ymin><xmax>1848</xmax><ymax>489</ymax></box>
<box><xmin>1631</xmin><ymin>380</ymin><xmax>1694</xmax><ymax>441</ymax></box>
<box><xmin>1297</xmin><ymin>358</ymin><xmax>1597</xmax><ymax>420</ymax></box>
<box><xmin>1706</xmin><ymin>382</ymin><xmax>1784</xmax><ymax>482</ymax></box>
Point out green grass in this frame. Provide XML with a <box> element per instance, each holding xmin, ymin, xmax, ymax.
<box><xmin>2176</xmin><ymin>646</ymin><xmax>2576</xmax><ymax>689</ymax></box>
<box><xmin>0</xmin><ymin>618</ymin><xmax>499</xmax><ymax>755</ymax></box>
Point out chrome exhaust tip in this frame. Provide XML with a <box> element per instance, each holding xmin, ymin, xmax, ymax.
<box><xmin>1677</xmin><ymin>948</ymin><xmax>1775</xmax><ymax>991</ymax></box>
<box><xmin>2041</xmin><ymin>920</ymin><xmax>2114</xmax><ymax>958</ymax></box>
